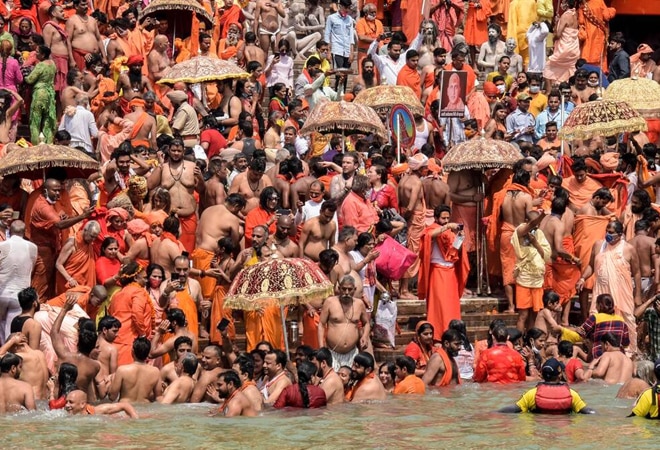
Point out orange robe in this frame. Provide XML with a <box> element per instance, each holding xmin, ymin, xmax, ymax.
<box><xmin>245</xmin><ymin>304</ymin><xmax>285</xmax><ymax>352</ymax></box>
<box><xmin>30</xmin><ymin>195</ymin><xmax>64</xmax><ymax>300</ymax></box>
<box><xmin>432</xmin><ymin>347</ymin><xmax>461</xmax><ymax>386</ymax></box>
<box><xmin>178</xmin><ymin>213</ymin><xmax>198</xmax><ymax>254</ymax></box>
<box><xmin>396</xmin><ymin>64</ymin><xmax>422</xmax><ymax>98</ymax></box>
<box><xmin>244</xmin><ymin>206</ymin><xmax>276</xmax><ymax>248</ymax></box>
<box><xmin>444</xmin><ymin>62</ymin><xmax>477</xmax><ymax>94</ymax></box>
<box><xmin>403</xmin><ymin>205</ymin><xmax>426</xmax><ymax>278</ymax></box>
<box><xmin>174</xmin><ymin>286</ymin><xmax>199</xmax><ymax>341</ymax></box>
<box><xmin>109</xmin><ymin>283</ymin><xmax>154</xmax><ymax>366</ymax></box>
<box><xmin>393</xmin><ymin>374</ymin><xmax>426</xmax><ymax>394</ymax></box>
<box><xmin>562</xmin><ymin>175</ymin><xmax>602</xmax><ymax>211</ymax></box>
<box><xmin>544</xmin><ymin>236</ymin><xmax>581</xmax><ymax>305</ymax></box>
<box><xmin>302</xmin><ymin>309</ymin><xmax>320</xmax><ymax>348</ymax></box>
<box><xmin>217</xmin><ymin>39</ymin><xmax>244</xmax><ymax>62</ymax></box>
<box><xmin>464</xmin><ymin>0</ymin><xmax>492</xmax><ymax>46</ymax></box>
<box><xmin>400</xmin><ymin>0</ymin><xmax>424</xmax><ymax>46</ymax></box>
<box><xmin>55</xmin><ymin>230</ymin><xmax>96</xmax><ymax>295</ymax></box>
<box><xmin>500</xmin><ymin>222</ymin><xmax>517</xmax><ymax>286</ymax></box>
<box><xmin>418</xmin><ymin>224</ymin><xmax>469</xmax><ymax>340</ymax></box>
<box><xmin>577</xmin><ymin>0</ymin><xmax>616</xmax><ymax>70</ymax></box>
<box><xmin>212</xmin><ymin>5</ymin><xmax>245</xmax><ymax>42</ymax></box>
<box><xmin>47</xmin><ymin>285</ymin><xmax>100</xmax><ymax>321</ymax></box>
<box><xmin>572</xmin><ymin>215</ymin><xmax>610</xmax><ymax>290</ymax></box>
<box><xmin>209</xmin><ymin>284</ymin><xmax>235</xmax><ymax>344</ymax></box>
<box><xmin>191</xmin><ymin>248</ymin><xmax>217</xmax><ymax>299</ymax></box>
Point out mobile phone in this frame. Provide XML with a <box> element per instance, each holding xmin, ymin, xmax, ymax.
<box><xmin>298</xmin><ymin>192</ymin><xmax>306</xmax><ymax>201</ymax></box>
<box><xmin>11</xmin><ymin>211</ymin><xmax>19</xmax><ymax>219</ymax></box>
<box><xmin>217</xmin><ymin>318</ymin><xmax>231</xmax><ymax>332</ymax></box>
<box><xmin>277</xmin><ymin>209</ymin><xmax>291</xmax><ymax>215</ymax></box>
<box><xmin>170</xmin><ymin>273</ymin><xmax>180</xmax><ymax>282</ymax></box>
<box><xmin>457</xmin><ymin>223</ymin><xmax>464</xmax><ymax>231</ymax></box>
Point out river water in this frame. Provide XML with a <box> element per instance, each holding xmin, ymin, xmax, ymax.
<box><xmin>0</xmin><ymin>382</ymin><xmax>656</xmax><ymax>449</ymax></box>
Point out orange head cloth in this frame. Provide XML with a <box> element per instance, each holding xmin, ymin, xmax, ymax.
<box><xmin>391</xmin><ymin>163</ymin><xmax>409</xmax><ymax>177</ymax></box>
<box><xmin>126</xmin><ymin>55</ymin><xmax>144</xmax><ymax>66</ymax></box>
<box><xmin>483</xmin><ymin>81</ymin><xmax>498</xmax><ymax>96</ymax></box>
<box><xmin>127</xmin><ymin>218</ymin><xmax>150</xmax><ymax>237</ymax></box>
<box><xmin>584</xmin><ymin>158</ymin><xmax>603</xmax><ymax>173</ymax></box>
<box><xmin>107</xmin><ymin>207</ymin><xmax>129</xmax><ymax>220</ymax></box>
<box><xmin>415</xmin><ymin>320</ymin><xmax>434</xmax><ymax>335</ymax></box>
<box><xmin>129</xmin><ymin>98</ymin><xmax>145</xmax><ymax>110</ymax></box>
<box><xmin>146</xmin><ymin>210</ymin><xmax>168</xmax><ymax>226</ymax></box>
<box><xmin>428</xmin><ymin>158</ymin><xmax>442</xmax><ymax>174</ymax></box>
<box><xmin>600</xmin><ymin>152</ymin><xmax>619</xmax><ymax>172</ymax></box>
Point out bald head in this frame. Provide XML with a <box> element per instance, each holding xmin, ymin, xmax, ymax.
<box><xmin>155</xmin><ymin>34</ymin><xmax>168</xmax><ymax>47</ymax></box>
<box><xmin>44</xmin><ymin>178</ymin><xmax>61</xmax><ymax>189</ymax></box>
<box><xmin>65</xmin><ymin>389</ymin><xmax>88</xmax><ymax>414</ymax></box>
<box><xmin>91</xmin><ymin>285</ymin><xmax>108</xmax><ymax>305</ymax></box>
<box><xmin>9</xmin><ymin>220</ymin><xmax>25</xmax><ymax>236</ymax></box>
<box><xmin>84</xmin><ymin>220</ymin><xmax>101</xmax><ymax>233</ymax></box>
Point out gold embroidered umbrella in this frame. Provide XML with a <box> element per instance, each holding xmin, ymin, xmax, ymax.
<box><xmin>139</xmin><ymin>0</ymin><xmax>213</xmax><ymax>25</ymax></box>
<box><xmin>558</xmin><ymin>99</ymin><xmax>648</xmax><ymax>140</ymax></box>
<box><xmin>353</xmin><ymin>85</ymin><xmax>425</xmax><ymax>117</ymax></box>
<box><xmin>441</xmin><ymin>136</ymin><xmax>523</xmax><ymax>172</ymax></box>
<box><xmin>299</xmin><ymin>100</ymin><xmax>387</xmax><ymax>139</ymax></box>
<box><xmin>602</xmin><ymin>77</ymin><xmax>660</xmax><ymax>119</ymax></box>
<box><xmin>157</xmin><ymin>56</ymin><xmax>249</xmax><ymax>84</ymax></box>
<box><xmin>0</xmin><ymin>143</ymin><xmax>100</xmax><ymax>179</ymax></box>
<box><xmin>224</xmin><ymin>256</ymin><xmax>334</xmax><ymax>357</ymax></box>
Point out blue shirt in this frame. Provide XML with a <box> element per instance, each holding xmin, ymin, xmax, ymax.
<box><xmin>324</xmin><ymin>13</ymin><xmax>355</xmax><ymax>57</ymax></box>
<box><xmin>506</xmin><ymin>108</ymin><xmax>535</xmax><ymax>143</ymax></box>
<box><xmin>534</xmin><ymin>107</ymin><xmax>567</xmax><ymax>141</ymax></box>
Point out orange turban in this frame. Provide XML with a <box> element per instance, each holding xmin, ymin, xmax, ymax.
<box><xmin>127</xmin><ymin>219</ymin><xmax>150</xmax><ymax>236</ymax></box>
<box><xmin>146</xmin><ymin>210</ymin><xmax>168</xmax><ymax>226</ymax></box>
<box><xmin>129</xmin><ymin>98</ymin><xmax>145</xmax><ymax>109</ymax></box>
<box><xmin>585</xmin><ymin>158</ymin><xmax>603</xmax><ymax>173</ymax></box>
<box><xmin>428</xmin><ymin>158</ymin><xmax>442</xmax><ymax>174</ymax></box>
<box><xmin>107</xmin><ymin>207</ymin><xmax>129</xmax><ymax>221</ymax></box>
<box><xmin>391</xmin><ymin>163</ymin><xmax>408</xmax><ymax>176</ymax></box>
<box><xmin>483</xmin><ymin>81</ymin><xmax>498</xmax><ymax>96</ymax></box>
<box><xmin>600</xmin><ymin>152</ymin><xmax>620</xmax><ymax>171</ymax></box>
<box><xmin>126</xmin><ymin>55</ymin><xmax>144</xmax><ymax>66</ymax></box>
<box><xmin>637</xmin><ymin>43</ymin><xmax>654</xmax><ymax>54</ymax></box>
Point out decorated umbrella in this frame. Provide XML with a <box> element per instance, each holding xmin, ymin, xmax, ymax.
<box><xmin>224</xmin><ymin>256</ymin><xmax>334</xmax><ymax>356</ymax></box>
<box><xmin>353</xmin><ymin>85</ymin><xmax>425</xmax><ymax>117</ymax></box>
<box><xmin>441</xmin><ymin>136</ymin><xmax>523</xmax><ymax>172</ymax></box>
<box><xmin>0</xmin><ymin>143</ymin><xmax>100</xmax><ymax>179</ymax></box>
<box><xmin>442</xmin><ymin>135</ymin><xmax>524</xmax><ymax>295</ymax></box>
<box><xmin>558</xmin><ymin>99</ymin><xmax>647</xmax><ymax>140</ymax></box>
<box><xmin>602</xmin><ymin>77</ymin><xmax>660</xmax><ymax>119</ymax></box>
<box><xmin>139</xmin><ymin>0</ymin><xmax>213</xmax><ymax>50</ymax></box>
<box><xmin>299</xmin><ymin>100</ymin><xmax>387</xmax><ymax>140</ymax></box>
<box><xmin>157</xmin><ymin>56</ymin><xmax>249</xmax><ymax>84</ymax></box>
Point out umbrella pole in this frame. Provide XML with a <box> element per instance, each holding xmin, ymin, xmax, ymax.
<box><xmin>396</xmin><ymin>117</ymin><xmax>401</xmax><ymax>164</ymax></box>
<box><xmin>280</xmin><ymin>304</ymin><xmax>290</xmax><ymax>360</ymax></box>
<box><xmin>476</xmin><ymin>178</ymin><xmax>482</xmax><ymax>296</ymax></box>
<box><xmin>480</xmin><ymin>180</ymin><xmax>490</xmax><ymax>295</ymax></box>
<box><xmin>560</xmin><ymin>92</ymin><xmax>565</xmax><ymax>156</ymax></box>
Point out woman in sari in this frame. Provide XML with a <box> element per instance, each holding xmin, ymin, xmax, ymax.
<box><xmin>404</xmin><ymin>321</ymin><xmax>440</xmax><ymax>377</ymax></box>
<box><xmin>95</xmin><ymin>237</ymin><xmax>122</xmax><ymax>324</ymax></box>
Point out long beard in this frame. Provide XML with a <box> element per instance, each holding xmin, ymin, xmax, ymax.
<box><xmin>363</xmin><ymin>71</ymin><xmax>374</xmax><ymax>87</ymax></box>
<box><xmin>422</xmin><ymin>33</ymin><xmax>436</xmax><ymax>47</ymax></box>
<box><xmin>227</xmin><ymin>35</ymin><xmax>239</xmax><ymax>46</ymax></box>
<box><xmin>128</xmin><ymin>71</ymin><xmax>142</xmax><ymax>85</ymax></box>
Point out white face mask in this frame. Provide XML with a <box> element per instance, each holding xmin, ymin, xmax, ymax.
<box><xmin>587</xmin><ymin>80</ymin><xmax>599</xmax><ymax>87</ymax></box>
<box><xmin>529</xmin><ymin>86</ymin><xmax>540</xmax><ymax>94</ymax></box>
<box><xmin>496</xmin><ymin>85</ymin><xmax>505</xmax><ymax>93</ymax></box>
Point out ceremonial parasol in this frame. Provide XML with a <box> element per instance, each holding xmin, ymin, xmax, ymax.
<box><xmin>602</xmin><ymin>77</ymin><xmax>660</xmax><ymax>119</ymax></box>
<box><xmin>139</xmin><ymin>0</ymin><xmax>213</xmax><ymax>46</ymax></box>
<box><xmin>224</xmin><ymin>256</ymin><xmax>334</xmax><ymax>356</ymax></box>
<box><xmin>558</xmin><ymin>99</ymin><xmax>648</xmax><ymax>140</ymax></box>
<box><xmin>441</xmin><ymin>136</ymin><xmax>523</xmax><ymax>172</ymax></box>
<box><xmin>0</xmin><ymin>143</ymin><xmax>100</xmax><ymax>179</ymax></box>
<box><xmin>157</xmin><ymin>56</ymin><xmax>249</xmax><ymax>84</ymax></box>
<box><xmin>353</xmin><ymin>85</ymin><xmax>425</xmax><ymax>117</ymax></box>
<box><xmin>299</xmin><ymin>100</ymin><xmax>387</xmax><ymax>140</ymax></box>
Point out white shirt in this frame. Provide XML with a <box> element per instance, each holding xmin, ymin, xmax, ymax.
<box><xmin>0</xmin><ymin>235</ymin><xmax>37</xmax><ymax>297</ymax></box>
<box><xmin>526</xmin><ymin>22</ymin><xmax>549</xmax><ymax>73</ymax></box>
<box><xmin>59</xmin><ymin>106</ymin><xmax>98</xmax><ymax>154</ymax></box>
<box><xmin>368</xmin><ymin>32</ymin><xmax>423</xmax><ymax>85</ymax></box>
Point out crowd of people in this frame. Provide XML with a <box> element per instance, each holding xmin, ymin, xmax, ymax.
<box><xmin>0</xmin><ymin>0</ymin><xmax>660</xmax><ymax>421</ymax></box>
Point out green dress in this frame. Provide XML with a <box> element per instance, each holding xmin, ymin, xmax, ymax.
<box><xmin>25</xmin><ymin>60</ymin><xmax>57</xmax><ymax>144</ymax></box>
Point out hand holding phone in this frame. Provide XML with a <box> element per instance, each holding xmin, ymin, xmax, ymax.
<box><xmin>217</xmin><ymin>318</ymin><xmax>231</xmax><ymax>332</ymax></box>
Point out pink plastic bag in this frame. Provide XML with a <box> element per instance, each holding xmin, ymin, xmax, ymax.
<box><xmin>375</xmin><ymin>235</ymin><xmax>417</xmax><ymax>280</ymax></box>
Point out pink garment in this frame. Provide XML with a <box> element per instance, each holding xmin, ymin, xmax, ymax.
<box><xmin>0</xmin><ymin>56</ymin><xmax>24</xmax><ymax>91</ymax></box>
<box><xmin>97</xmin><ymin>117</ymin><xmax>135</xmax><ymax>164</ymax></box>
<box><xmin>590</xmin><ymin>239</ymin><xmax>637</xmax><ymax>353</ymax></box>
<box><xmin>542</xmin><ymin>10</ymin><xmax>580</xmax><ymax>82</ymax></box>
<box><xmin>431</xmin><ymin>0</ymin><xmax>465</xmax><ymax>51</ymax></box>
<box><xmin>34</xmin><ymin>304</ymin><xmax>90</xmax><ymax>374</ymax></box>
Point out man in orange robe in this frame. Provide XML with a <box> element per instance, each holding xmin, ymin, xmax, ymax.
<box><xmin>46</xmin><ymin>285</ymin><xmax>107</xmax><ymax>322</ymax></box>
<box><xmin>422</xmin><ymin>334</ymin><xmax>462</xmax><ymax>387</ymax></box>
<box><xmin>418</xmin><ymin>206</ymin><xmax>470</xmax><ymax>340</ymax></box>
<box><xmin>577</xmin><ymin>0</ymin><xmax>616</xmax><ymax>71</ymax></box>
<box><xmin>562</xmin><ymin>159</ymin><xmax>603</xmax><ymax>211</ymax></box>
<box><xmin>396</xmin><ymin>49</ymin><xmax>422</xmax><ymax>98</ymax></box>
<box><xmin>400</xmin><ymin>0</ymin><xmax>427</xmax><ymax>46</ymax></box>
<box><xmin>55</xmin><ymin>222</ymin><xmax>100</xmax><ymax>295</ymax></box>
<box><xmin>108</xmin><ymin>264</ymin><xmax>153</xmax><ymax>366</ymax></box>
<box><xmin>212</xmin><ymin>1</ymin><xmax>245</xmax><ymax>43</ymax></box>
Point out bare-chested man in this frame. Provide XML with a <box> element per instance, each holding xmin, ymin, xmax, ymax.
<box><xmin>148</xmin><ymin>137</ymin><xmax>205</xmax><ymax>252</ymax></box>
<box><xmin>500</xmin><ymin>168</ymin><xmax>537</xmax><ymax>312</ymax></box>
<box><xmin>159</xmin><ymin>353</ymin><xmax>197</xmax><ymax>404</ymax></box>
<box><xmin>447</xmin><ymin>168</ymin><xmax>486</xmax><ymax>258</ymax></box>
<box><xmin>191</xmin><ymin>345</ymin><xmax>225</xmax><ymax>403</ymax></box>
<box><xmin>43</xmin><ymin>5</ymin><xmax>75</xmax><ymax>91</ymax></box>
<box><xmin>147</xmin><ymin>35</ymin><xmax>172</xmax><ymax>84</ymax></box>
<box><xmin>150</xmin><ymin>215</ymin><xmax>185</xmax><ymax>276</ymax></box>
<box><xmin>540</xmin><ymin>195</ymin><xmax>580</xmax><ymax>325</ymax></box>
<box><xmin>289</xmin><ymin>159</ymin><xmax>319</xmax><ymax>207</ymax></box>
<box><xmin>0</xmin><ymin>352</ymin><xmax>36</xmax><ymax>412</ymax></box>
<box><xmin>60</xmin><ymin>68</ymin><xmax>88</xmax><ymax>111</ymax></box>
<box><xmin>313</xmin><ymin>347</ymin><xmax>344</xmax><ymax>404</ymax></box>
<box><xmin>585</xmin><ymin>332</ymin><xmax>633</xmax><ymax>384</ymax></box>
<box><xmin>203</xmin><ymin>157</ymin><xmax>229</xmax><ymax>210</ymax></box>
<box><xmin>124</xmin><ymin>96</ymin><xmax>157</xmax><ymax>150</ymax></box>
<box><xmin>229</xmin><ymin>158</ymin><xmax>273</xmax><ymax>213</ymax></box>
<box><xmin>66</xmin><ymin>0</ymin><xmax>107</xmax><ymax>70</ymax></box>
<box><xmin>421</xmin><ymin>329</ymin><xmax>462</xmax><ymax>387</ymax></box>
<box><xmin>423</xmin><ymin>169</ymin><xmax>450</xmax><ymax>222</ymax></box>
<box><xmin>160</xmin><ymin>336</ymin><xmax>194</xmax><ymax>387</ymax></box>
<box><xmin>150</xmin><ymin>311</ymin><xmax>198</xmax><ymax>361</ymax></box>
<box><xmin>106</xmin><ymin>18</ymin><xmax>133</xmax><ymax>62</ymax></box>
<box><xmin>348</xmin><ymin>352</ymin><xmax>387</xmax><ymax>401</ymax></box>
<box><xmin>52</xmin><ymin>296</ymin><xmax>101</xmax><ymax>400</ymax></box>
<box><xmin>255</xmin><ymin>0</ymin><xmax>286</xmax><ymax>54</ymax></box>
<box><xmin>330</xmin><ymin>153</ymin><xmax>358</xmax><ymax>202</ymax></box>
<box><xmin>213</xmin><ymin>370</ymin><xmax>257</xmax><ymax>417</ymax></box>
<box><xmin>108</xmin><ymin>337</ymin><xmax>162</xmax><ymax>403</ymax></box>
<box><xmin>332</xmin><ymin>226</ymin><xmax>364</xmax><ymax>296</ymax></box>
<box><xmin>318</xmin><ymin>275</ymin><xmax>370</xmax><ymax>371</ymax></box>
<box><xmin>398</xmin><ymin>154</ymin><xmax>427</xmax><ymax>299</ymax></box>
<box><xmin>269</xmin><ymin>215</ymin><xmax>300</xmax><ymax>258</ymax></box>
<box><xmin>65</xmin><ymin>389</ymin><xmax>138</xmax><ymax>417</ymax></box>
<box><xmin>0</xmin><ymin>333</ymin><xmax>47</xmax><ymax>400</ymax></box>
<box><xmin>116</xmin><ymin>55</ymin><xmax>153</xmax><ymax>112</ymax></box>
<box><xmin>299</xmin><ymin>200</ymin><xmax>337</xmax><ymax>261</ymax></box>
<box><xmin>232</xmin><ymin>354</ymin><xmax>264</xmax><ymax>411</ymax></box>
<box><xmin>96</xmin><ymin>315</ymin><xmax>119</xmax><ymax>397</ymax></box>
<box><xmin>630</xmin><ymin>219</ymin><xmax>657</xmax><ymax>300</ymax></box>
<box><xmin>244</xmin><ymin>31</ymin><xmax>266</xmax><ymax>66</ymax></box>
<box><xmin>261</xmin><ymin>349</ymin><xmax>292</xmax><ymax>405</ymax></box>
<box><xmin>196</xmin><ymin>194</ymin><xmax>245</xmax><ymax>257</ymax></box>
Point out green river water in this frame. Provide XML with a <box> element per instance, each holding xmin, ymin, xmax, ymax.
<box><xmin>0</xmin><ymin>382</ymin><xmax>656</xmax><ymax>449</ymax></box>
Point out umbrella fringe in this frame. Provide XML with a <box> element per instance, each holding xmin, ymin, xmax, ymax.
<box><xmin>158</xmin><ymin>73</ymin><xmax>250</xmax><ymax>85</ymax></box>
<box><xmin>442</xmin><ymin>162</ymin><xmax>517</xmax><ymax>172</ymax></box>
<box><xmin>139</xmin><ymin>1</ymin><xmax>213</xmax><ymax>23</ymax></box>
<box><xmin>558</xmin><ymin>118</ymin><xmax>648</xmax><ymax>140</ymax></box>
<box><xmin>0</xmin><ymin>161</ymin><xmax>99</xmax><ymax>177</ymax></box>
<box><xmin>223</xmin><ymin>286</ymin><xmax>334</xmax><ymax>311</ymax></box>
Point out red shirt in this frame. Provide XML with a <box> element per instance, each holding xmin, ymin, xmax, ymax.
<box><xmin>273</xmin><ymin>384</ymin><xmax>327</xmax><ymax>408</ymax></box>
<box><xmin>201</xmin><ymin>129</ymin><xmax>228</xmax><ymax>159</ymax></box>
<box><xmin>564</xmin><ymin>358</ymin><xmax>583</xmax><ymax>383</ymax></box>
<box><xmin>473</xmin><ymin>343</ymin><xmax>526</xmax><ymax>384</ymax></box>
<box><xmin>339</xmin><ymin>191</ymin><xmax>379</xmax><ymax>233</ymax></box>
